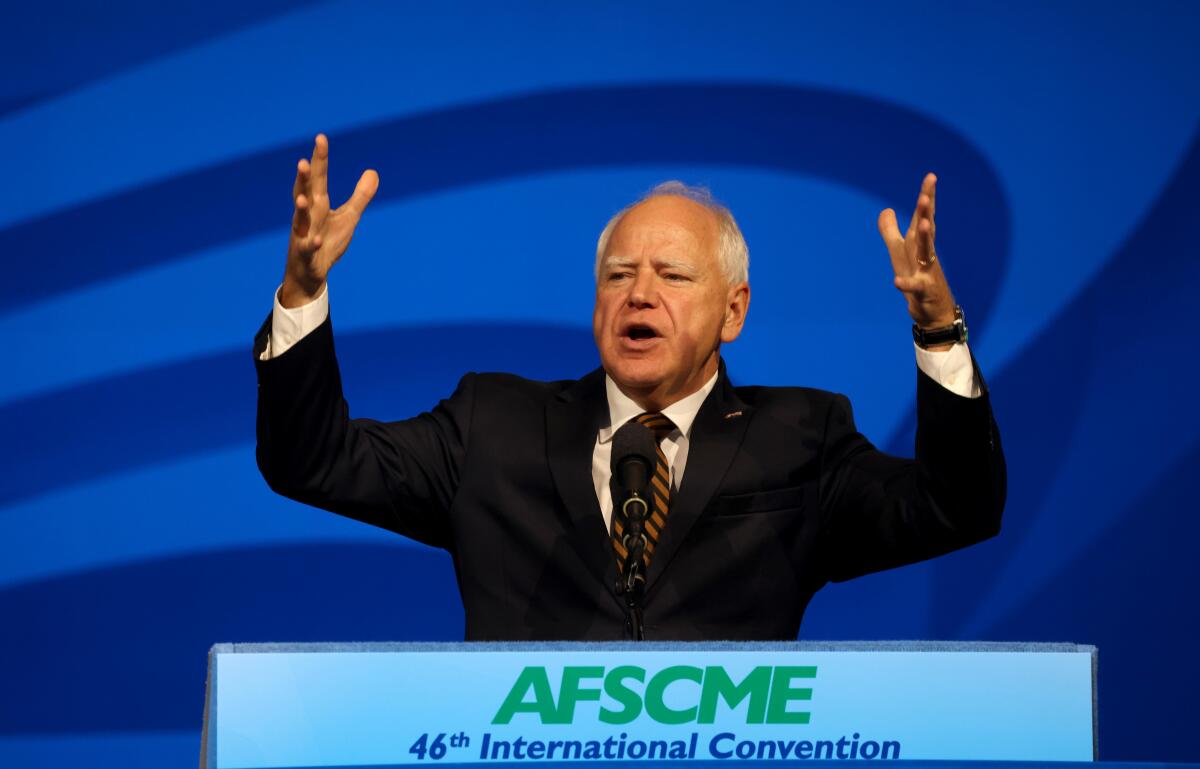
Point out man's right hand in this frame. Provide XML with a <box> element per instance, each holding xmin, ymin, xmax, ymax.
<box><xmin>281</xmin><ymin>133</ymin><xmax>379</xmax><ymax>308</ymax></box>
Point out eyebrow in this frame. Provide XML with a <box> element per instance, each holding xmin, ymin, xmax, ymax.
<box><xmin>656</xmin><ymin>259</ymin><xmax>699</xmax><ymax>276</ymax></box>
<box><xmin>602</xmin><ymin>257</ymin><xmax>700</xmax><ymax>276</ymax></box>
<box><xmin>601</xmin><ymin>256</ymin><xmax>640</xmax><ymax>272</ymax></box>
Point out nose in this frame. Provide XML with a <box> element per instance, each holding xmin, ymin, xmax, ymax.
<box><xmin>628</xmin><ymin>269</ymin><xmax>658</xmax><ymax>308</ymax></box>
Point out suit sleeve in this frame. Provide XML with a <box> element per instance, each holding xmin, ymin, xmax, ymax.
<box><xmin>253</xmin><ymin>313</ymin><xmax>472</xmax><ymax>550</ymax></box>
<box><xmin>817</xmin><ymin>361</ymin><xmax>1006</xmax><ymax>582</ymax></box>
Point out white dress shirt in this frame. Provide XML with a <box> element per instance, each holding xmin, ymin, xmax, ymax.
<box><xmin>593</xmin><ymin>371</ymin><xmax>718</xmax><ymax>531</ymax></box>
<box><xmin>262</xmin><ymin>285</ymin><xmax>981</xmax><ymax>531</ymax></box>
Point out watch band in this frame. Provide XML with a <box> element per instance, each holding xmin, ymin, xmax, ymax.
<box><xmin>912</xmin><ymin>305</ymin><xmax>968</xmax><ymax>348</ymax></box>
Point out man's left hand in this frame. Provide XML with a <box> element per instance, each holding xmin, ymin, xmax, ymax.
<box><xmin>877</xmin><ymin>173</ymin><xmax>958</xmax><ymax>346</ymax></box>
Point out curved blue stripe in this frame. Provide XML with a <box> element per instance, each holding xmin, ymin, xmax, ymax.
<box><xmin>0</xmin><ymin>730</ymin><xmax>199</xmax><ymax>769</ymax></box>
<box><xmin>0</xmin><ymin>444</ymin><xmax>413</xmax><ymax>590</ymax></box>
<box><xmin>0</xmin><ymin>323</ymin><xmax>597</xmax><ymax>510</ymax></box>
<box><xmin>977</xmin><ymin>440</ymin><xmax>1200</xmax><ymax>764</ymax></box>
<box><xmin>0</xmin><ymin>83</ymin><xmax>1010</xmax><ymax>332</ymax></box>
<box><xmin>876</xmin><ymin>126</ymin><xmax>1200</xmax><ymax>639</ymax></box>
<box><xmin>0</xmin><ymin>168</ymin><xmax>909</xmax><ymax>407</ymax></box>
<box><xmin>0</xmin><ymin>0</ymin><xmax>320</xmax><ymax>120</ymax></box>
<box><xmin>0</xmin><ymin>543</ymin><xmax>462</xmax><ymax>734</ymax></box>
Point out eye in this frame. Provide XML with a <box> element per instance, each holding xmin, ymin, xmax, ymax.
<box><xmin>664</xmin><ymin>273</ymin><xmax>690</xmax><ymax>282</ymax></box>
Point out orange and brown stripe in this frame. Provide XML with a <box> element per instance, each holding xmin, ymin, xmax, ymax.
<box><xmin>612</xmin><ymin>412</ymin><xmax>676</xmax><ymax>577</ymax></box>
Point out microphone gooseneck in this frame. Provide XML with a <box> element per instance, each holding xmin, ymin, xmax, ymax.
<box><xmin>610</xmin><ymin>421</ymin><xmax>659</xmax><ymax>640</ymax></box>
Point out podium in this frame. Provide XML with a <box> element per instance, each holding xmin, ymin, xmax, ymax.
<box><xmin>201</xmin><ymin>641</ymin><xmax>1096</xmax><ymax>767</ymax></box>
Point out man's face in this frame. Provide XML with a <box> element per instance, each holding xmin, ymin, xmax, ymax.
<box><xmin>593</xmin><ymin>195</ymin><xmax>749</xmax><ymax>409</ymax></box>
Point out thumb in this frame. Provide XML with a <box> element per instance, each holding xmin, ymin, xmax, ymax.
<box><xmin>344</xmin><ymin>169</ymin><xmax>380</xmax><ymax>217</ymax></box>
<box><xmin>877</xmin><ymin>208</ymin><xmax>902</xmax><ymax>244</ymax></box>
<box><xmin>878</xmin><ymin>207</ymin><xmax>911</xmax><ymax>277</ymax></box>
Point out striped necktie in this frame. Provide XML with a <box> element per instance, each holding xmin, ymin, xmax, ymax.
<box><xmin>612</xmin><ymin>411</ymin><xmax>676</xmax><ymax>577</ymax></box>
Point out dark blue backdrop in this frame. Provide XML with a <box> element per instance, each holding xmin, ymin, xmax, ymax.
<box><xmin>3</xmin><ymin>1</ymin><xmax>1199</xmax><ymax>765</ymax></box>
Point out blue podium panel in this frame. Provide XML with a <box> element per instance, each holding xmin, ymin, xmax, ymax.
<box><xmin>201</xmin><ymin>642</ymin><xmax>1096</xmax><ymax>768</ymax></box>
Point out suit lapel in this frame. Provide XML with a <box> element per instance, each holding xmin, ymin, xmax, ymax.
<box><xmin>646</xmin><ymin>365</ymin><xmax>753</xmax><ymax>592</ymax></box>
<box><xmin>545</xmin><ymin>368</ymin><xmax>618</xmax><ymax>596</ymax></box>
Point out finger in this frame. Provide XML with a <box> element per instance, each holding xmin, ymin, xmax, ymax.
<box><xmin>339</xmin><ymin>169</ymin><xmax>380</xmax><ymax>218</ymax></box>
<box><xmin>907</xmin><ymin>172</ymin><xmax>936</xmax><ymax>235</ymax></box>
<box><xmin>291</xmin><ymin>158</ymin><xmax>311</xmax><ymax>231</ymax></box>
<box><xmin>310</xmin><ymin>134</ymin><xmax>329</xmax><ymax>200</ymax></box>
<box><xmin>291</xmin><ymin>205</ymin><xmax>309</xmax><ymax>237</ymax></box>
<box><xmin>291</xmin><ymin>216</ymin><xmax>310</xmax><ymax>242</ymax></box>
<box><xmin>292</xmin><ymin>157</ymin><xmax>310</xmax><ymax>201</ymax></box>
<box><xmin>894</xmin><ymin>273</ymin><xmax>929</xmax><ymax>294</ymax></box>
<box><xmin>906</xmin><ymin>191</ymin><xmax>922</xmax><ymax>238</ymax></box>
<box><xmin>294</xmin><ymin>231</ymin><xmax>323</xmax><ymax>255</ymax></box>
<box><xmin>917</xmin><ymin>217</ymin><xmax>936</xmax><ymax>269</ymax></box>
<box><xmin>878</xmin><ymin>208</ymin><xmax>913</xmax><ymax>276</ymax></box>
<box><xmin>910</xmin><ymin>190</ymin><xmax>933</xmax><ymax>237</ymax></box>
<box><xmin>925</xmin><ymin>172</ymin><xmax>937</xmax><ymax>221</ymax></box>
<box><xmin>877</xmin><ymin>207</ymin><xmax>902</xmax><ymax>242</ymax></box>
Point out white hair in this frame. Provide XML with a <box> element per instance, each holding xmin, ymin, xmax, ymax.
<box><xmin>594</xmin><ymin>181</ymin><xmax>750</xmax><ymax>285</ymax></box>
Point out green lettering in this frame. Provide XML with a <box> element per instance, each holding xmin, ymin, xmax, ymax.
<box><xmin>556</xmin><ymin>666</ymin><xmax>604</xmax><ymax>722</ymax></box>
<box><xmin>600</xmin><ymin>665</ymin><xmax>645</xmax><ymax>724</ymax></box>
<box><xmin>698</xmin><ymin>666</ymin><xmax>771</xmax><ymax>724</ymax></box>
<box><xmin>493</xmin><ymin>666</ymin><xmax>562</xmax><ymax>724</ymax></box>
<box><xmin>644</xmin><ymin>665</ymin><xmax>703</xmax><ymax>724</ymax></box>
<box><xmin>766</xmin><ymin>666</ymin><xmax>816</xmax><ymax>724</ymax></box>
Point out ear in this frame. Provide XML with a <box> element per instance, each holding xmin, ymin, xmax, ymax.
<box><xmin>720</xmin><ymin>281</ymin><xmax>750</xmax><ymax>343</ymax></box>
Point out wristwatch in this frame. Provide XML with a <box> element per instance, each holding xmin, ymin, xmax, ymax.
<box><xmin>912</xmin><ymin>305</ymin><xmax>968</xmax><ymax>348</ymax></box>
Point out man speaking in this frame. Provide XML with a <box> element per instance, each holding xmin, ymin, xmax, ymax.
<box><xmin>254</xmin><ymin>134</ymin><xmax>1005</xmax><ymax>640</ymax></box>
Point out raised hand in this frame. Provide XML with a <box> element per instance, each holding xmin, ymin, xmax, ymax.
<box><xmin>877</xmin><ymin>173</ymin><xmax>957</xmax><ymax>338</ymax></box>
<box><xmin>280</xmin><ymin>134</ymin><xmax>379</xmax><ymax>308</ymax></box>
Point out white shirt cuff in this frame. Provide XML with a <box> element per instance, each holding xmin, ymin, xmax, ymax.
<box><xmin>260</xmin><ymin>284</ymin><xmax>330</xmax><ymax>360</ymax></box>
<box><xmin>913</xmin><ymin>341</ymin><xmax>981</xmax><ymax>399</ymax></box>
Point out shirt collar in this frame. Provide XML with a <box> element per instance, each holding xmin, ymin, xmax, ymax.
<box><xmin>598</xmin><ymin>368</ymin><xmax>720</xmax><ymax>444</ymax></box>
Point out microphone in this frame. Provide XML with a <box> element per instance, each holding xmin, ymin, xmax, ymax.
<box><xmin>610</xmin><ymin>421</ymin><xmax>658</xmax><ymax>640</ymax></box>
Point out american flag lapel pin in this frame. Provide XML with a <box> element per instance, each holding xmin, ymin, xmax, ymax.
<box><xmin>724</xmin><ymin>410</ymin><xmax>743</xmax><ymax>419</ymax></box>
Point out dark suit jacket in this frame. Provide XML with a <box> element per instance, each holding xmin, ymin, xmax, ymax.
<box><xmin>254</xmin><ymin>316</ymin><xmax>1005</xmax><ymax>640</ymax></box>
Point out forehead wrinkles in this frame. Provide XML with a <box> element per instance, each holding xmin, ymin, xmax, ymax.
<box><xmin>604</xmin><ymin>219</ymin><xmax>714</xmax><ymax>271</ymax></box>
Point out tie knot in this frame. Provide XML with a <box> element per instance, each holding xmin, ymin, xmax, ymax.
<box><xmin>634</xmin><ymin>412</ymin><xmax>676</xmax><ymax>443</ymax></box>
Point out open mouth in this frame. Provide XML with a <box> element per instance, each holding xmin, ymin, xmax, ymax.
<box><xmin>627</xmin><ymin>325</ymin><xmax>657</xmax><ymax>340</ymax></box>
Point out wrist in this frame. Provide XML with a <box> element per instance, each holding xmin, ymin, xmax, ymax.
<box><xmin>913</xmin><ymin>305</ymin><xmax>967</xmax><ymax>349</ymax></box>
<box><xmin>280</xmin><ymin>275</ymin><xmax>325</xmax><ymax>308</ymax></box>
<box><xmin>916</xmin><ymin>306</ymin><xmax>958</xmax><ymax>329</ymax></box>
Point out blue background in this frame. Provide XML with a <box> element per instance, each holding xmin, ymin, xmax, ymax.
<box><xmin>2</xmin><ymin>1</ymin><xmax>1198</xmax><ymax>765</ymax></box>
